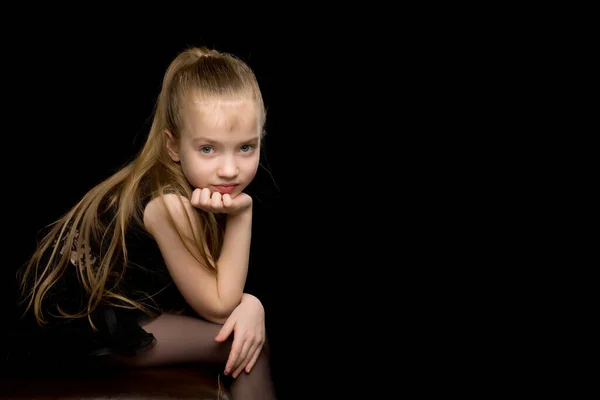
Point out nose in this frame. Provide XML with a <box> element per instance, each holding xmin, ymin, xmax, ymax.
<box><xmin>217</xmin><ymin>156</ymin><xmax>239</xmax><ymax>178</ymax></box>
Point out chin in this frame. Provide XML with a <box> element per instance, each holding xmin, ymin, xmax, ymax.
<box><xmin>229</xmin><ymin>189</ymin><xmax>243</xmax><ymax>198</ymax></box>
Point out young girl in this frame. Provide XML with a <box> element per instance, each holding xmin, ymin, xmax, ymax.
<box><xmin>16</xmin><ymin>46</ymin><xmax>277</xmax><ymax>399</ymax></box>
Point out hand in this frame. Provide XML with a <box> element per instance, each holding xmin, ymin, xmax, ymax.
<box><xmin>214</xmin><ymin>294</ymin><xmax>265</xmax><ymax>378</ymax></box>
<box><xmin>191</xmin><ymin>188</ymin><xmax>252</xmax><ymax>215</ymax></box>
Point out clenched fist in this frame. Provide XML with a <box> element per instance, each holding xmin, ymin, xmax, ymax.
<box><xmin>191</xmin><ymin>188</ymin><xmax>252</xmax><ymax>215</ymax></box>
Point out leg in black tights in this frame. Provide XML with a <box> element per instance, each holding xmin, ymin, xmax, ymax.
<box><xmin>108</xmin><ymin>313</ymin><xmax>277</xmax><ymax>400</ymax></box>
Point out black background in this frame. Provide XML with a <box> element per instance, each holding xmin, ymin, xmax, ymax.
<box><xmin>0</xmin><ymin>33</ymin><xmax>341</xmax><ymax>398</ymax></box>
<box><xmin>0</xmin><ymin>20</ymin><xmax>449</xmax><ymax>398</ymax></box>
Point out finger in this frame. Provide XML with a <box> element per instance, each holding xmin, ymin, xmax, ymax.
<box><xmin>222</xmin><ymin>194</ymin><xmax>233</xmax><ymax>208</ymax></box>
<box><xmin>210</xmin><ymin>192</ymin><xmax>222</xmax><ymax>210</ymax></box>
<box><xmin>236</xmin><ymin>341</ymin><xmax>260</xmax><ymax>377</ymax></box>
<box><xmin>225</xmin><ymin>335</ymin><xmax>243</xmax><ymax>375</ymax></box>
<box><xmin>191</xmin><ymin>189</ymin><xmax>201</xmax><ymax>206</ymax></box>
<box><xmin>232</xmin><ymin>339</ymin><xmax>252</xmax><ymax>378</ymax></box>
<box><xmin>214</xmin><ymin>319</ymin><xmax>235</xmax><ymax>343</ymax></box>
<box><xmin>200</xmin><ymin>188</ymin><xmax>212</xmax><ymax>206</ymax></box>
<box><xmin>244</xmin><ymin>341</ymin><xmax>264</xmax><ymax>374</ymax></box>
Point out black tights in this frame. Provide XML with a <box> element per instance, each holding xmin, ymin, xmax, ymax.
<box><xmin>106</xmin><ymin>313</ymin><xmax>277</xmax><ymax>400</ymax></box>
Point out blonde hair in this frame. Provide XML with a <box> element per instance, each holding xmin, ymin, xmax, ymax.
<box><xmin>18</xmin><ymin>46</ymin><xmax>266</xmax><ymax>329</ymax></box>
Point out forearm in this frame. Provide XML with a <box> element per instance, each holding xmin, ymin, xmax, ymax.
<box><xmin>215</xmin><ymin>208</ymin><xmax>252</xmax><ymax>311</ymax></box>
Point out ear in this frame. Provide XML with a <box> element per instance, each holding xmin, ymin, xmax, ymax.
<box><xmin>165</xmin><ymin>130</ymin><xmax>180</xmax><ymax>162</ymax></box>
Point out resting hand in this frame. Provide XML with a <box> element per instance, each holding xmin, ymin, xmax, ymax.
<box><xmin>191</xmin><ymin>188</ymin><xmax>252</xmax><ymax>216</ymax></box>
<box><xmin>214</xmin><ymin>293</ymin><xmax>265</xmax><ymax>378</ymax></box>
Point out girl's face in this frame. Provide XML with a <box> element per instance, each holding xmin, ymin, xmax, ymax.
<box><xmin>166</xmin><ymin>96</ymin><xmax>261</xmax><ymax>198</ymax></box>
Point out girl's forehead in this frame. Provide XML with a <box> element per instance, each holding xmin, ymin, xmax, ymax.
<box><xmin>183</xmin><ymin>97</ymin><xmax>258</xmax><ymax>135</ymax></box>
<box><xmin>192</xmin><ymin>96</ymin><xmax>251</xmax><ymax>108</ymax></box>
<box><xmin>190</xmin><ymin>95</ymin><xmax>256</xmax><ymax>114</ymax></box>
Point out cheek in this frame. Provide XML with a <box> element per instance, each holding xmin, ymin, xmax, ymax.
<box><xmin>180</xmin><ymin>155</ymin><xmax>211</xmax><ymax>187</ymax></box>
<box><xmin>244</xmin><ymin>156</ymin><xmax>260</xmax><ymax>177</ymax></box>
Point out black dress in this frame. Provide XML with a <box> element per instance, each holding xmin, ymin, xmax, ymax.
<box><xmin>7</xmin><ymin>206</ymin><xmax>190</xmax><ymax>372</ymax></box>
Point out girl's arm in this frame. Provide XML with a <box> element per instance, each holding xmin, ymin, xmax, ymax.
<box><xmin>143</xmin><ymin>193</ymin><xmax>251</xmax><ymax>324</ymax></box>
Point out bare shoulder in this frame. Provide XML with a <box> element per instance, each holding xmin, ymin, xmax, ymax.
<box><xmin>143</xmin><ymin>193</ymin><xmax>199</xmax><ymax>237</ymax></box>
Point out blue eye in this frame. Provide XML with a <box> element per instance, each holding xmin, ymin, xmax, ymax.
<box><xmin>241</xmin><ymin>145</ymin><xmax>254</xmax><ymax>152</ymax></box>
<box><xmin>200</xmin><ymin>146</ymin><xmax>212</xmax><ymax>154</ymax></box>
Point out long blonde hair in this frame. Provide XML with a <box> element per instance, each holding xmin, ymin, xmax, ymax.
<box><xmin>18</xmin><ymin>46</ymin><xmax>267</xmax><ymax>328</ymax></box>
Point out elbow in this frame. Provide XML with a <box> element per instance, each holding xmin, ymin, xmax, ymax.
<box><xmin>194</xmin><ymin>296</ymin><xmax>242</xmax><ymax>324</ymax></box>
<box><xmin>211</xmin><ymin>305</ymin><xmax>236</xmax><ymax>324</ymax></box>
<box><xmin>214</xmin><ymin>287</ymin><xmax>243</xmax><ymax>317</ymax></box>
<box><xmin>220</xmin><ymin>291</ymin><xmax>243</xmax><ymax>313</ymax></box>
<box><xmin>202</xmin><ymin>313</ymin><xmax>229</xmax><ymax>325</ymax></box>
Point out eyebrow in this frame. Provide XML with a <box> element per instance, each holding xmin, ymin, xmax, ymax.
<box><xmin>192</xmin><ymin>136</ymin><xmax>259</xmax><ymax>145</ymax></box>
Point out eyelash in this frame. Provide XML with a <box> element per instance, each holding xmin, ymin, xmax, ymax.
<box><xmin>199</xmin><ymin>145</ymin><xmax>256</xmax><ymax>154</ymax></box>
